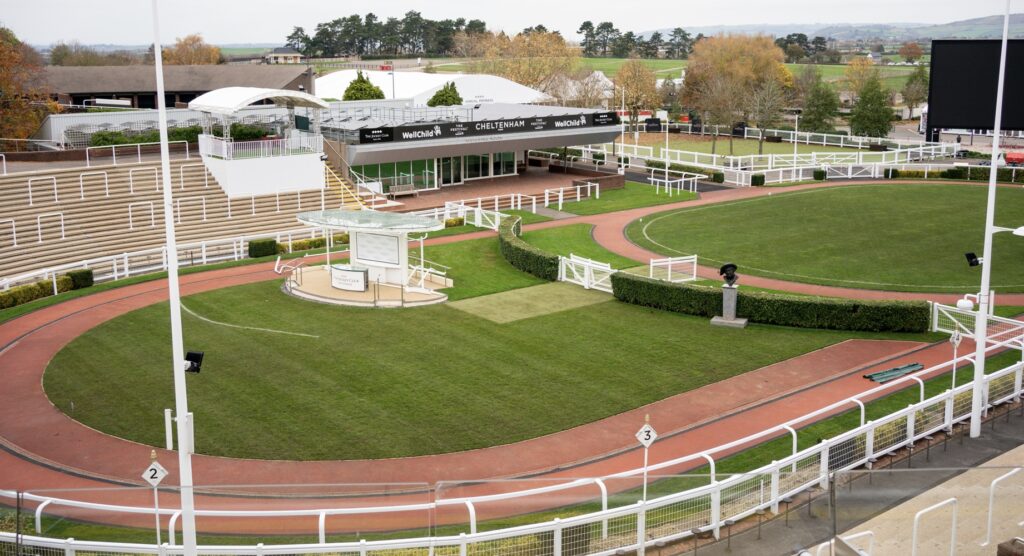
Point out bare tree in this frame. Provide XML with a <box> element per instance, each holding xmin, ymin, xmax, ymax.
<box><xmin>694</xmin><ymin>74</ymin><xmax>741</xmax><ymax>155</ymax></box>
<box><xmin>615</xmin><ymin>59</ymin><xmax>659</xmax><ymax>141</ymax></box>
<box><xmin>747</xmin><ymin>79</ymin><xmax>789</xmax><ymax>155</ymax></box>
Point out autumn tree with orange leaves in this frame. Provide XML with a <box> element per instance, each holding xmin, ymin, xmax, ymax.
<box><xmin>163</xmin><ymin>34</ymin><xmax>222</xmax><ymax>65</ymax></box>
<box><xmin>0</xmin><ymin>27</ymin><xmax>60</xmax><ymax>145</ymax></box>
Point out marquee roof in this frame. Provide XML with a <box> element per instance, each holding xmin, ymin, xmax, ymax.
<box><xmin>189</xmin><ymin>87</ymin><xmax>329</xmax><ymax>116</ymax></box>
<box><xmin>315</xmin><ymin>70</ymin><xmax>553</xmax><ymax>106</ymax></box>
<box><xmin>297</xmin><ymin>209</ymin><xmax>445</xmax><ymax>233</ymax></box>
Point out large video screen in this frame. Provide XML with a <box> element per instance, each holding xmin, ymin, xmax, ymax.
<box><xmin>928</xmin><ymin>39</ymin><xmax>1024</xmax><ymax>133</ymax></box>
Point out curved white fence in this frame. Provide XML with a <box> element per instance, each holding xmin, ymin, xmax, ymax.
<box><xmin>2</xmin><ymin>340</ymin><xmax>1021</xmax><ymax>555</ymax></box>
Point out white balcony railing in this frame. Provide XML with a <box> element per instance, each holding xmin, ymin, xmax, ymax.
<box><xmin>198</xmin><ymin>132</ymin><xmax>323</xmax><ymax>161</ymax></box>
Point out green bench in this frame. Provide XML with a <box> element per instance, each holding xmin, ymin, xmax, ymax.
<box><xmin>863</xmin><ymin>362</ymin><xmax>924</xmax><ymax>383</ymax></box>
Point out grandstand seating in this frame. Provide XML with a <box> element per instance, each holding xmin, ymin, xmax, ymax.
<box><xmin>0</xmin><ymin>159</ymin><xmax>364</xmax><ymax>282</ymax></box>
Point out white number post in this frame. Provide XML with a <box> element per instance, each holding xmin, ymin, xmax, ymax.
<box><xmin>950</xmin><ymin>331</ymin><xmax>963</xmax><ymax>389</ymax></box>
<box><xmin>635</xmin><ymin>418</ymin><xmax>658</xmax><ymax>502</ymax></box>
<box><xmin>142</xmin><ymin>454</ymin><xmax>169</xmax><ymax>546</ymax></box>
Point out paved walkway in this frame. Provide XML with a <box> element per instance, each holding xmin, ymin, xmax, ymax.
<box><xmin>0</xmin><ymin>178</ymin><xmax>1018</xmax><ymax>533</ymax></box>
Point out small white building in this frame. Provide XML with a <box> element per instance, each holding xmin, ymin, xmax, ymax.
<box><xmin>315</xmin><ymin>70</ymin><xmax>552</xmax><ymax>106</ymax></box>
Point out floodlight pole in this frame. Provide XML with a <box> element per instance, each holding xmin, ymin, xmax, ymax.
<box><xmin>150</xmin><ymin>0</ymin><xmax>198</xmax><ymax>552</ymax></box>
<box><xmin>969</xmin><ymin>0</ymin><xmax>1011</xmax><ymax>438</ymax></box>
<box><xmin>793</xmin><ymin>113</ymin><xmax>799</xmax><ymax>181</ymax></box>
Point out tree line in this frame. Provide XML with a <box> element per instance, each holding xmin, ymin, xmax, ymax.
<box><xmin>577</xmin><ymin>22</ymin><xmax>698</xmax><ymax>59</ymax></box>
<box><xmin>47</xmin><ymin>35</ymin><xmax>222</xmax><ymax>65</ymax></box>
<box><xmin>285</xmin><ymin>12</ymin><xmax>488</xmax><ymax>58</ymax></box>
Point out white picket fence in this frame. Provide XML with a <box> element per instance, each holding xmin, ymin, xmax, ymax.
<box><xmin>558</xmin><ymin>254</ymin><xmax>614</xmax><ymax>293</ymax></box>
<box><xmin>649</xmin><ymin>256</ymin><xmax>698</xmax><ymax>283</ymax></box>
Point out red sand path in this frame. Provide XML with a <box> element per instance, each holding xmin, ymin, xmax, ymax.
<box><xmin>0</xmin><ymin>179</ymin><xmax>1011</xmax><ymax>534</ymax></box>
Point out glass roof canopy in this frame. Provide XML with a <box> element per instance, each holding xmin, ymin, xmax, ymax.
<box><xmin>297</xmin><ymin>209</ymin><xmax>445</xmax><ymax>233</ymax></box>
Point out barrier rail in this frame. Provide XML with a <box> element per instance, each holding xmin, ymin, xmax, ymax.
<box><xmin>128</xmin><ymin>167</ymin><xmax>159</xmax><ymax>194</ymax></box>
<box><xmin>176</xmin><ymin>197</ymin><xmax>207</xmax><ymax>223</ymax></box>
<box><xmin>198</xmin><ymin>133</ymin><xmax>323</xmax><ymax>160</ymax></box>
<box><xmin>86</xmin><ymin>140</ymin><xmax>190</xmax><ymax>167</ymax></box>
<box><xmin>78</xmin><ymin>171</ymin><xmax>109</xmax><ymax>198</ymax></box>
<box><xmin>0</xmin><ymin>153</ymin><xmax>5</xmax><ymax>175</ymax></box>
<box><xmin>178</xmin><ymin>163</ymin><xmax>210</xmax><ymax>189</ymax></box>
<box><xmin>35</xmin><ymin>212</ymin><xmax>65</xmax><ymax>243</ymax></box>
<box><xmin>1</xmin><ymin>335</ymin><xmax>1018</xmax><ymax>555</ymax></box>
<box><xmin>27</xmin><ymin>176</ymin><xmax>58</xmax><ymax>206</ymax></box>
<box><xmin>128</xmin><ymin>201</ymin><xmax>155</xmax><ymax>230</ymax></box>
<box><xmin>0</xmin><ymin>218</ymin><xmax>15</xmax><ymax>247</ymax></box>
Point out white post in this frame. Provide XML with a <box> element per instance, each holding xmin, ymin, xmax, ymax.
<box><xmin>153</xmin><ymin>486</ymin><xmax>162</xmax><ymax>546</ymax></box>
<box><xmin>970</xmin><ymin>0</ymin><xmax>1011</xmax><ymax>438</ymax></box>
<box><xmin>164</xmin><ymin>409</ymin><xmax>173</xmax><ymax>450</ymax></box>
<box><xmin>642</xmin><ymin>445</ymin><xmax>649</xmax><ymax>502</ymax></box>
<box><xmin>151</xmin><ymin>2</ymin><xmax>197</xmax><ymax>554</ymax></box>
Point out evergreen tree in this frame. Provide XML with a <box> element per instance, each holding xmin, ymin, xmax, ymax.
<box><xmin>342</xmin><ymin>71</ymin><xmax>386</xmax><ymax>101</ymax></box>
<box><xmin>426</xmin><ymin>82</ymin><xmax>464</xmax><ymax>106</ymax></box>
<box><xmin>849</xmin><ymin>75</ymin><xmax>893</xmax><ymax>137</ymax></box>
<box><xmin>801</xmin><ymin>80</ymin><xmax>840</xmax><ymax>133</ymax></box>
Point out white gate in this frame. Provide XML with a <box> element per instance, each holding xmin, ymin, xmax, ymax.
<box><xmin>443</xmin><ymin>202</ymin><xmax>504</xmax><ymax>231</ymax></box>
<box><xmin>932</xmin><ymin>302</ymin><xmax>1024</xmax><ymax>350</ymax></box>
<box><xmin>558</xmin><ymin>254</ymin><xmax>614</xmax><ymax>293</ymax></box>
<box><xmin>649</xmin><ymin>255</ymin><xmax>698</xmax><ymax>283</ymax></box>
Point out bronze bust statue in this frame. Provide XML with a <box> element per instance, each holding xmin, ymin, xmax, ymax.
<box><xmin>719</xmin><ymin>263</ymin><xmax>738</xmax><ymax>287</ymax></box>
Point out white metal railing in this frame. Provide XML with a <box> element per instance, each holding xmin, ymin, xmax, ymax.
<box><xmin>198</xmin><ymin>132</ymin><xmax>323</xmax><ymax>160</ymax></box>
<box><xmin>0</xmin><ymin>218</ymin><xmax>16</xmax><ymax>247</ymax></box>
<box><xmin>78</xmin><ymin>170</ymin><xmax>109</xmax><ymax>198</ymax></box>
<box><xmin>86</xmin><ymin>140</ymin><xmax>190</xmax><ymax>167</ymax></box>
<box><xmin>27</xmin><ymin>176</ymin><xmax>58</xmax><ymax>206</ymax></box>
<box><xmin>0</xmin><ymin>227</ymin><xmax>325</xmax><ymax>291</ymax></box>
<box><xmin>558</xmin><ymin>253</ymin><xmax>614</xmax><ymax>293</ymax></box>
<box><xmin>35</xmin><ymin>212</ymin><xmax>64</xmax><ymax>243</ymax></box>
<box><xmin>128</xmin><ymin>201</ymin><xmax>155</xmax><ymax>230</ymax></box>
<box><xmin>178</xmin><ymin>163</ymin><xmax>210</xmax><ymax>189</ymax></box>
<box><xmin>933</xmin><ymin>302</ymin><xmax>1024</xmax><ymax>351</ymax></box>
<box><xmin>128</xmin><ymin>167</ymin><xmax>159</xmax><ymax>194</ymax></box>
<box><xmin>0</xmin><ymin>351</ymin><xmax>1021</xmax><ymax>554</ymax></box>
<box><xmin>175</xmin><ymin>197</ymin><xmax>207</xmax><ymax>223</ymax></box>
<box><xmin>0</xmin><ymin>153</ymin><xmax>5</xmax><ymax>175</ymax></box>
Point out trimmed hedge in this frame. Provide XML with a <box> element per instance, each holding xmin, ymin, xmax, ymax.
<box><xmin>751</xmin><ymin>174</ymin><xmax>766</xmax><ymax>186</ymax></box>
<box><xmin>813</xmin><ymin>169</ymin><xmax>827</xmax><ymax>181</ymax></box>
<box><xmin>276</xmin><ymin>234</ymin><xmax>350</xmax><ymax>254</ymax></box>
<box><xmin>644</xmin><ymin>159</ymin><xmax>666</xmax><ymax>170</ymax></box>
<box><xmin>66</xmin><ymin>269</ymin><xmax>94</xmax><ymax>289</ymax></box>
<box><xmin>610</xmin><ymin>273</ymin><xmax>930</xmax><ymax>333</ymax></box>
<box><xmin>669</xmin><ymin>163</ymin><xmax>725</xmax><ymax>183</ymax></box>
<box><xmin>444</xmin><ymin>217</ymin><xmax>465</xmax><ymax>228</ymax></box>
<box><xmin>248</xmin><ymin>238</ymin><xmax>278</xmax><ymax>258</ymax></box>
<box><xmin>497</xmin><ymin>218</ymin><xmax>559</xmax><ymax>281</ymax></box>
<box><xmin>0</xmin><ymin>276</ymin><xmax>74</xmax><ymax>310</ymax></box>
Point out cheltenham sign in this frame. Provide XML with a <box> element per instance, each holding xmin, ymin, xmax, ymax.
<box><xmin>358</xmin><ymin>112</ymin><xmax>619</xmax><ymax>144</ymax></box>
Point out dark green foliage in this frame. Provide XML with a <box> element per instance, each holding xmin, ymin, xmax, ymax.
<box><xmin>751</xmin><ymin>174</ymin><xmax>766</xmax><ymax>186</ymax></box>
<box><xmin>0</xmin><ymin>276</ymin><xmax>74</xmax><ymax>309</ymax></box>
<box><xmin>275</xmin><ymin>234</ymin><xmax>349</xmax><ymax>254</ymax></box>
<box><xmin>343</xmin><ymin>70</ymin><xmax>385</xmax><ymax>101</ymax></box>
<box><xmin>849</xmin><ymin>75</ymin><xmax>893</xmax><ymax>137</ymax></box>
<box><xmin>936</xmin><ymin>166</ymin><xmax>1024</xmax><ymax>183</ymax></box>
<box><xmin>813</xmin><ymin>169</ymin><xmax>827</xmax><ymax>181</ymax></box>
<box><xmin>885</xmin><ymin>168</ymin><xmax>901</xmax><ymax>179</ymax></box>
<box><xmin>610</xmin><ymin>273</ymin><xmax>930</xmax><ymax>332</ymax></box>
<box><xmin>247</xmin><ymin>238</ymin><xmax>278</xmax><ymax>259</ymax></box>
<box><xmin>668</xmin><ymin>163</ymin><xmax>724</xmax><ymax>183</ymax></box>
<box><xmin>426</xmin><ymin>81</ymin><xmax>463</xmax><ymax>107</ymax></box>
<box><xmin>497</xmin><ymin>218</ymin><xmax>559</xmax><ymax>281</ymax></box>
<box><xmin>644</xmin><ymin>159</ymin><xmax>666</xmax><ymax>169</ymax></box>
<box><xmin>227</xmin><ymin>123</ymin><xmax>269</xmax><ymax>141</ymax></box>
<box><xmin>88</xmin><ymin>126</ymin><xmax>204</xmax><ymax>147</ymax></box>
<box><xmin>802</xmin><ymin>80</ymin><xmax>840</xmax><ymax>133</ymax></box>
<box><xmin>65</xmin><ymin>269</ymin><xmax>94</xmax><ymax>289</ymax></box>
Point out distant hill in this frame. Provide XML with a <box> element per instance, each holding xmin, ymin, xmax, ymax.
<box><xmin>643</xmin><ymin>13</ymin><xmax>1024</xmax><ymax>41</ymax></box>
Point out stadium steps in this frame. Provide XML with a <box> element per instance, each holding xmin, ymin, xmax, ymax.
<box><xmin>0</xmin><ymin>160</ymin><xmax>355</xmax><ymax>281</ymax></box>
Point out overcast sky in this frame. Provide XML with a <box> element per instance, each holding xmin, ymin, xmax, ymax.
<box><xmin>1</xmin><ymin>0</ymin><xmax>1016</xmax><ymax>45</ymax></box>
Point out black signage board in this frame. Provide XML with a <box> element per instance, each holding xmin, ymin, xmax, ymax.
<box><xmin>358</xmin><ymin>112</ymin><xmax>619</xmax><ymax>144</ymax></box>
<box><xmin>644</xmin><ymin>117</ymin><xmax>662</xmax><ymax>132</ymax></box>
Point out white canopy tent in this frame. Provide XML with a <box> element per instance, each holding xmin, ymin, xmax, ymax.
<box><xmin>315</xmin><ymin>70</ymin><xmax>553</xmax><ymax>106</ymax></box>
<box><xmin>188</xmin><ymin>86</ymin><xmax>329</xmax><ymax>115</ymax></box>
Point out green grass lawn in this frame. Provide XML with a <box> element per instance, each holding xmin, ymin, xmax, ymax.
<box><xmin>521</xmin><ymin>224</ymin><xmax>641</xmax><ymax>269</ymax></box>
<box><xmin>559</xmin><ymin>181</ymin><xmax>696</xmax><ymax>215</ymax></box>
<box><xmin>44</xmin><ymin>237</ymin><xmax>938</xmax><ymax>461</ymax></box>
<box><xmin>627</xmin><ymin>183</ymin><xmax>1024</xmax><ymax>293</ymax></box>
<box><xmin>622</xmin><ymin>134</ymin><xmax>863</xmax><ymax>158</ymax></box>
<box><xmin>502</xmin><ymin>209</ymin><xmax>551</xmax><ymax>225</ymax></box>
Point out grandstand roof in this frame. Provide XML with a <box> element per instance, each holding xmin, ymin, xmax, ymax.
<box><xmin>189</xmin><ymin>87</ymin><xmax>329</xmax><ymax>115</ymax></box>
<box><xmin>315</xmin><ymin>70</ymin><xmax>552</xmax><ymax>106</ymax></box>
<box><xmin>41</xmin><ymin>65</ymin><xmax>313</xmax><ymax>95</ymax></box>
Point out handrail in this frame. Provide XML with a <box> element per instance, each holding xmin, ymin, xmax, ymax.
<box><xmin>27</xmin><ymin>176</ymin><xmax>58</xmax><ymax>206</ymax></box>
<box><xmin>911</xmin><ymin>497</ymin><xmax>958</xmax><ymax>556</ymax></box>
<box><xmin>981</xmin><ymin>468</ymin><xmax>1021</xmax><ymax>546</ymax></box>
<box><xmin>0</xmin><ymin>218</ymin><xmax>16</xmax><ymax>247</ymax></box>
<box><xmin>86</xmin><ymin>140</ymin><xmax>190</xmax><ymax>167</ymax></box>
<box><xmin>78</xmin><ymin>171</ymin><xmax>109</xmax><ymax>198</ymax></box>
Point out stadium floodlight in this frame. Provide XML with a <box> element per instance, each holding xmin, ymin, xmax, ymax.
<box><xmin>969</xmin><ymin>0</ymin><xmax>1013</xmax><ymax>439</ymax></box>
<box><xmin>965</xmin><ymin>252</ymin><xmax>982</xmax><ymax>267</ymax></box>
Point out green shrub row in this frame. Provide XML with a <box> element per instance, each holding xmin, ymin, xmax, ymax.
<box><xmin>497</xmin><ymin>218</ymin><xmax>559</xmax><ymax>281</ymax></box>
<box><xmin>275</xmin><ymin>234</ymin><xmax>351</xmax><ymax>254</ymax></box>
<box><xmin>750</xmin><ymin>174</ymin><xmax>766</xmax><ymax>186</ymax></box>
<box><xmin>88</xmin><ymin>124</ymin><xmax>269</xmax><ymax>147</ymax></box>
<box><xmin>0</xmin><ymin>275</ymin><xmax>75</xmax><ymax>310</ymax></box>
<box><xmin>881</xmin><ymin>166</ymin><xmax>1024</xmax><ymax>183</ymax></box>
<box><xmin>813</xmin><ymin>169</ymin><xmax>827</xmax><ymax>181</ymax></box>
<box><xmin>610</xmin><ymin>273</ymin><xmax>930</xmax><ymax>333</ymax></box>
<box><xmin>444</xmin><ymin>217</ymin><xmax>465</xmax><ymax>228</ymax></box>
<box><xmin>66</xmin><ymin>269</ymin><xmax>94</xmax><ymax>289</ymax></box>
<box><xmin>536</xmin><ymin>147</ymin><xmax>583</xmax><ymax>160</ymax></box>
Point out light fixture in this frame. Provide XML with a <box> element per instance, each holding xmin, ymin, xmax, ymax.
<box><xmin>1014</xmin><ymin>226</ymin><xmax>1024</xmax><ymax>237</ymax></box>
<box><xmin>965</xmin><ymin>252</ymin><xmax>982</xmax><ymax>267</ymax></box>
<box><xmin>956</xmin><ymin>298</ymin><xmax>975</xmax><ymax>310</ymax></box>
<box><xmin>184</xmin><ymin>351</ymin><xmax>204</xmax><ymax>373</ymax></box>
